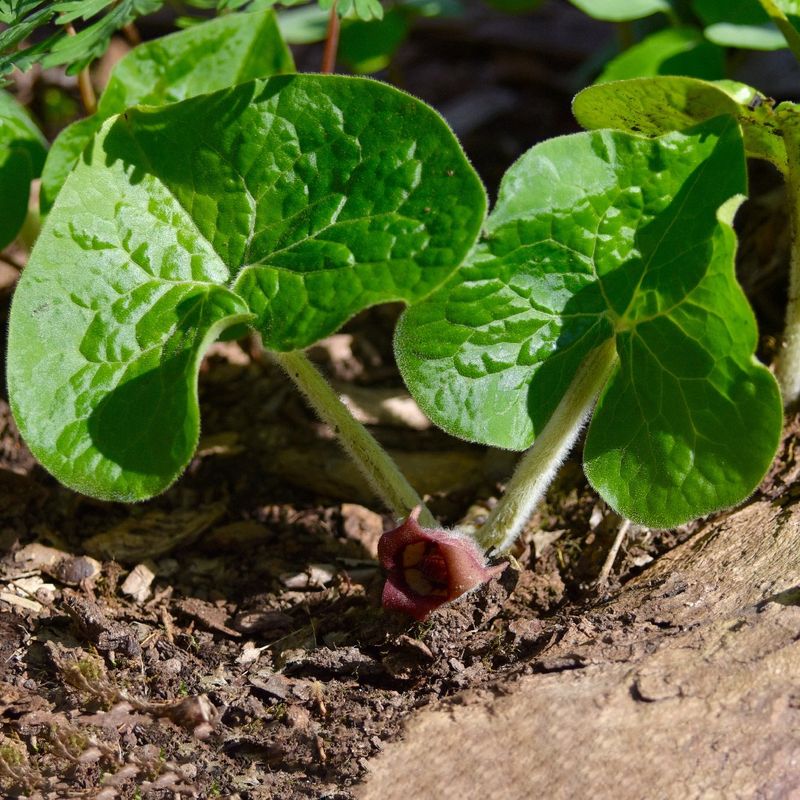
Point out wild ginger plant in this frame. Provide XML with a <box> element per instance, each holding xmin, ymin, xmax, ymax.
<box><xmin>395</xmin><ymin>116</ymin><xmax>782</xmax><ymax>552</ymax></box>
<box><xmin>8</xmin><ymin>74</ymin><xmax>486</xmax><ymax>530</ymax></box>
<box><xmin>6</xmin><ymin>77</ymin><xmax>783</xmax><ymax>618</ymax></box>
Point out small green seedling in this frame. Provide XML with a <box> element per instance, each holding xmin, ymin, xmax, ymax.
<box><xmin>573</xmin><ymin>74</ymin><xmax>800</xmax><ymax>406</ymax></box>
<box><xmin>8</xmin><ymin>75</ymin><xmax>485</xmax><ymax>527</ymax></box>
<box><xmin>395</xmin><ymin>117</ymin><xmax>782</xmax><ymax>551</ymax></box>
<box><xmin>40</xmin><ymin>9</ymin><xmax>294</xmax><ymax>214</ymax></box>
<box><xmin>568</xmin><ymin>0</ymin><xmax>800</xmax><ymax>86</ymax></box>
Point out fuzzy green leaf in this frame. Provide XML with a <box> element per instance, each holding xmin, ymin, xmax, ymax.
<box><xmin>9</xmin><ymin>75</ymin><xmax>485</xmax><ymax>500</ymax></box>
<box><xmin>395</xmin><ymin>118</ymin><xmax>782</xmax><ymax>527</ymax></box>
<box><xmin>0</xmin><ymin>89</ymin><xmax>46</xmax><ymax>249</ymax></box>
<box><xmin>40</xmin><ymin>9</ymin><xmax>294</xmax><ymax>213</ymax></box>
<box><xmin>573</xmin><ymin>76</ymin><xmax>787</xmax><ymax>172</ymax></box>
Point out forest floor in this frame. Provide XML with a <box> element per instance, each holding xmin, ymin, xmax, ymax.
<box><xmin>2</xmin><ymin>2</ymin><xmax>800</xmax><ymax>798</ymax></box>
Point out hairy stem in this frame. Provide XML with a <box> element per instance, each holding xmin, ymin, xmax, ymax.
<box><xmin>321</xmin><ymin>2</ymin><xmax>340</xmax><ymax>74</ymax></box>
<box><xmin>274</xmin><ymin>349</ymin><xmax>436</xmax><ymax>526</ymax></box>
<box><xmin>476</xmin><ymin>339</ymin><xmax>618</xmax><ymax>553</ymax></box>
<box><xmin>776</xmin><ymin>116</ymin><xmax>800</xmax><ymax>406</ymax></box>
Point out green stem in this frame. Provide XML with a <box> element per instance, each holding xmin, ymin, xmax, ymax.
<box><xmin>274</xmin><ymin>349</ymin><xmax>436</xmax><ymax>526</ymax></box>
<box><xmin>757</xmin><ymin>0</ymin><xmax>800</xmax><ymax>64</ymax></box>
<box><xmin>776</xmin><ymin>118</ymin><xmax>800</xmax><ymax>406</ymax></box>
<box><xmin>476</xmin><ymin>339</ymin><xmax>618</xmax><ymax>554</ymax></box>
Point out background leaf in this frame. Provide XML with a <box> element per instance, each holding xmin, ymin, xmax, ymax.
<box><xmin>338</xmin><ymin>9</ymin><xmax>409</xmax><ymax>73</ymax></box>
<box><xmin>395</xmin><ymin>118</ymin><xmax>782</xmax><ymax>526</ymax></box>
<box><xmin>0</xmin><ymin>89</ymin><xmax>47</xmax><ymax>249</ymax></box>
<box><xmin>566</xmin><ymin>0</ymin><xmax>672</xmax><ymax>21</ymax></box>
<box><xmin>693</xmin><ymin>0</ymin><xmax>791</xmax><ymax>50</ymax></box>
<box><xmin>573</xmin><ymin>76</ymin><xmax>788</xmax><ymax>172</ymax></box>
<box><xmin>40</xmin><ymin>8</ymin><xmax>294</xmax><ymax>214</ymax></box>
<box><xmin>10</xmin><ymin>75</ymin><xmax>485</xmax><ymax>500</ymax></box>
<box><xmin>596</xmin><ymin>27</ymin><xmax>725</xmax><ymax>83</ymax></box>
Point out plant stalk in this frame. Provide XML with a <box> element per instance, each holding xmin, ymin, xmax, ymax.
<box><xmin>757</xmin><ymin>0</ymin><xmax>800</xmax><ymax>64</ymax></box>
<box><xmin>321</xmin><ymin>1</ymin><xmax>340</xmax><ymax>74</ymax></box>
<box><xmin>273</xmin><ymin>349</ymin><xmax>436</xmax><ymax>526</ymax></box>
<box><xmin>476</xmin><ymin>339</ymin><xmax>618</xmax><ymax>554</ymax></box>
<box><xmin>776</xmin><ymin>116</ymin><xmax>800</xmax><ymax>406</ymax></box>
<box><xmin>65</xmin><ymin>24</ymin><xmax>97</xmax><ymax>115</ymax></box>
<box><xmin>121</xmin><ymin>22</ymin><xmax>141</xmax><ymax>46</ymax></box>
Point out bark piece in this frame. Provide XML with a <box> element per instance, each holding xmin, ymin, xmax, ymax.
<box><xmin>358</xmin><ymin>499</ymin><xmax>800</xmax><ymax>799</ymax></box>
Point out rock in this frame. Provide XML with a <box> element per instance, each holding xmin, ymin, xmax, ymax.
<box><xmin>56</xmin><ymin>555</ymin><xmax>101</xmax><ymax>585</ymax></box>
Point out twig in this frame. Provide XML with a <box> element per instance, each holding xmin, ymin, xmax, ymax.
<box><xmin>321</xmin><ymin>2</ymin><xmax>340</xmax><ymax>74</ymax></box>
<box><xmin>596</xmin><ymin>519</ymin><xmax>631</xmax><ymax>587</ymax></box>
<box><xmin>121</xmin><ymin>22</ymin><xmax>141</xmax><ymax>46</ymax></box>
<box><xmin>65</xmin><ymin>24</ymin><xmax>97</xmax><ymax>115</ymax></box>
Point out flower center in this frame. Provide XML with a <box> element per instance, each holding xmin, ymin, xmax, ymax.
<box><xmin>401</xmin><ymin>541</ymin><xmax>449</xmax><ymax>597</ymax></box>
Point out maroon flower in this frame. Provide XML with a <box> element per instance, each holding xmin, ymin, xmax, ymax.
<box><xmin>378</xmin><ymin>507</ymin><xmax>505</xmax><ymax>621</ymax></box>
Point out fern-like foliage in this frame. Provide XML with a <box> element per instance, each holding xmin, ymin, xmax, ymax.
<box><xmin>0</xmin><ymin>0</ymin><xmax>382</xmax><ymax>76</ymax></box>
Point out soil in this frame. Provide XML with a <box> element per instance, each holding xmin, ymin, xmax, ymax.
<box><xmin>2</xmin><ymin>3</ymin><xmax>800</xmax><ymax>798</ymax></box>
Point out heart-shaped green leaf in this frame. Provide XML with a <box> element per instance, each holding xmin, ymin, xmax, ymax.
<box><xmin>567</xmin><ymin>0</ymin><xmax>672</xmax><ymax>21</ymax></box>
<box><xmin>573</xmin><ymin>76</ymin><xmax>787</xmax><ymax>173</ymax></box>
<box><xmin>40</xmin><ymin>8</ymin><xmax>294</xmax><ymax>214</ymax></box>
<box><xmin>0</xmin><ymin>89</ymin><xmax>46</xmax><ymax>250</ymax></box>
<box><xmin>395</xmin><ymin>117</ymin><xmax>782</xmax><ymax>527</ymax></box>
<box><xmin>9</xmin><ymin>75</ymin><xmax>485</xmax><ymax>501</ymax></box>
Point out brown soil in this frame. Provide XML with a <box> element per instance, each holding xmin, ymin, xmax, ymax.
<box><xmin>2</xmin><ymin>3</ymin><xmax>800</xmax><ymax>798</ymax></box>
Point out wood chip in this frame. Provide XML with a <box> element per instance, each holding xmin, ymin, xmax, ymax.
<box><xmin>342</xmin><ymin>503</ymin><xmax>383</xmax><ymax>559</ymax></box>
<box><xmin>233</xmin><ymin>609</ymin><xmax>294</xmax><ymax>635</ymax></box>
<box><xmin>121</xmin><ymin>563</ymin><xmax>156</xmax><ymax>603</ymax></box>
<box><xmin>82</xmin><ymin>503</ymin><xmax>226</xmax><ymax>562</ymax></box>
<box><xmin>176</xmin><ymin>598</ymin><xmax>241</xmax><ymax>638</ymax></box>
<box><xmin>202</xmin><ymin>520</ymin><xmax>273</xmax><ymax>550</ymax></box>
<box><xmin>14</xmin><ymin>542</ymin><xmax>68</xmax><ymax>569</ymax></box>
<box><xmin>280</xmin><ymin>564</ymin><xmax>336</xmax><ymax>589</ymax></box>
